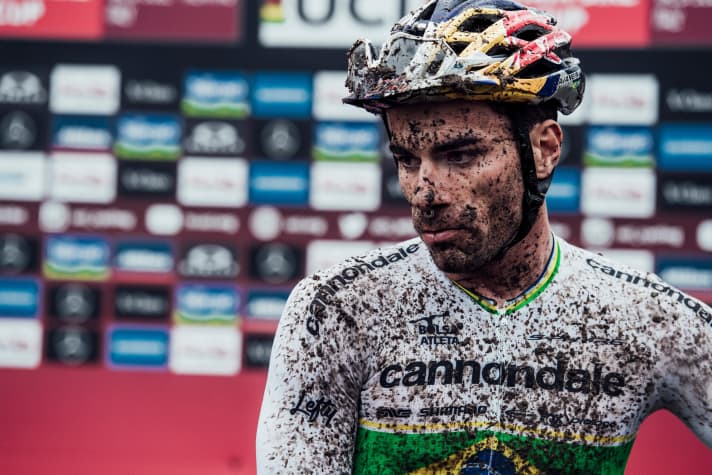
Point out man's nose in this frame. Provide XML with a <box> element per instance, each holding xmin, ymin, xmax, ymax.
<box><xmin>411</xmin><ymin>162</ymin><xmax>447</xmax><ymax>209</ymax></box>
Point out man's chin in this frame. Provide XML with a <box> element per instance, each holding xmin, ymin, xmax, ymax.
<box><xmin>426</xmin><ymin>244</ymin><xmax>489</xmax><ymax>274</ymax></box>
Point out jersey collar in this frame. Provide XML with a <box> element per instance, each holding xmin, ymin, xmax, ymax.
<box><xmin>452</xmin><ymin>235</ymin><xmax>561</xmax><ymax>315</ymax></box>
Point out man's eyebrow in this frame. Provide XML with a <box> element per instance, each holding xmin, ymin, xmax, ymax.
<box><xmin>389</xmin><ymin>144</ymin><xmax>412</xmax><ymax>155</ymax></box>
<box><xmin>431</xmin><ymin>137</ymin><xmax>481</xmax><ymax>154</ymax></box>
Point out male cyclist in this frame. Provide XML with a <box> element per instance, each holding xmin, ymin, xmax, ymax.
<box><xmin>256</xmin><ymin>1</ymin><xmax>712</xmax><ymax>473</ymax></box>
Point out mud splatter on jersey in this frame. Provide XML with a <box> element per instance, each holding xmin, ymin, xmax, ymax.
<box><xmin>256</xmin><ymin>236</ymin><xmax>712</xmax><ymax>474</ymax></box>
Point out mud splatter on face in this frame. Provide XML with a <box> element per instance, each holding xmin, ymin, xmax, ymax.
<box><xmin>386</xmin><ymin>102</ymin><xmax>523</xmax><ymax>275</ymax></box>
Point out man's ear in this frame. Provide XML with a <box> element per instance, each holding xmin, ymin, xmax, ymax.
<box><xmin>529</xmin><ymin>119</ymin><xmax>562</xmax><ymax>179</ymax></box>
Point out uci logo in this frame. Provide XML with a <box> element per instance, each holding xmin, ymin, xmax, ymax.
<box><xmin>460</xmin><ymin>450</ymin><xmax>515</xmax><ymax>475</ymax></box>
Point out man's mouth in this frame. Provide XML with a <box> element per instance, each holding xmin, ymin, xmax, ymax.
<box><xmin>420</xmin><ymin>228</ymin><xmax>466</xmax><ymax>245</ymax></box>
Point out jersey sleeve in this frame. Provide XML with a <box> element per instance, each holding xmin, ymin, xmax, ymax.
<box><xmin>256</xmin><ymin>276</ymin><xmax>366</xmax><ymax>474</ymax></box>
<box><xmin>655</xmin><ymin>289</ymin><xmax>712</xmax><ymax>447</ymax></box>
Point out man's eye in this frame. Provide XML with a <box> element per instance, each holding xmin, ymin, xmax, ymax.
<box><xmin>395</xmin><ymin>155</ymin><xmax>419</xmax><ymax>169</ymax></box>
<box><xmin>445</xmin><ymin>151</ymin><xmax>476</xmax><ymax>164</ymax></box>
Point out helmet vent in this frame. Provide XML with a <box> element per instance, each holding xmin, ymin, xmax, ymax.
<box><xmin>515</xmin><ymin>59</ymin><xmax>559</xmax><ymax>79</ymax></box>
<box><xmin>458</xmin><ymin>14</ymin><xmax>502</xmax><ymax>33</ymax></box>
<box><xmin>487</xmin><ymin>44</ymin><xmax>517</xmax><ymax>57</ymax></box>
<box><xmin>418</xmin><ymin>2</ymin><xmax>437</xmax><ymax>21</ymax></box>
<box><xmin>513</xmin><ymin>25</ymin><xmax>547</xmax><ymax>42</ymax></box>
<box><xmin>449</xmin><ymin>41</ymin><xmax>470</xmax><ymax>55</ymax></box>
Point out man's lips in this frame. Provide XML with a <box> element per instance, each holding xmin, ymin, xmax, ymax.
<box><xmin>420</xmin><ymin>228</ymin><xmax>466</xmax><ymax>245</ymax></box>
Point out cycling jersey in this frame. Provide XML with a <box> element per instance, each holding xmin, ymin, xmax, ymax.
<box><xmin>256</xmin><ymin>236</ymin><xmax>712</xmax><ymax>474</ymax></box>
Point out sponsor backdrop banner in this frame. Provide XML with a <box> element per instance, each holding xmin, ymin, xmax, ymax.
<box><xmin>1</xmin><ymin>2</ymin><xmax>712</xmax><ymax>475</ymax></box>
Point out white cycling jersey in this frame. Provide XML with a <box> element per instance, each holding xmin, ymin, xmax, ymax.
<box><xmin>257</xmin><ymin>236</ymin><xmax>712</xmax><ymax>474</ymax></box>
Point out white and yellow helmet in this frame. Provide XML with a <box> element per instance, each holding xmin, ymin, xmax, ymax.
<box><xmin>344</xmin><ymin>0</ymin><xmax>584</xmax><ymax>115</ymax></box>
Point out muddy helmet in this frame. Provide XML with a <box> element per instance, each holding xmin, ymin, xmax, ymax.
<box><xmin>344</xmin><ymin>0</ymin><xmax>584</xmax><ymax>115</ymax></box>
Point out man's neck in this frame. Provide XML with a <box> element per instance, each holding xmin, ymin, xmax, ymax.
<box><xmin>448</xmin><ymin>211</ymin><xmax>554</xmax><ymax>308</ymax></box>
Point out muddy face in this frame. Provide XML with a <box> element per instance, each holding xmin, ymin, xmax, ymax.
<box><xmin>386</xmin><ymin>101</ymin><xmax>523</xmax><ymax>274</ymax></box>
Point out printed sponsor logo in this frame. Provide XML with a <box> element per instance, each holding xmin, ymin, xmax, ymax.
<box><xmin>182</xmin><ymin>71</ymin><xmax>249</xmax><ymax>118</ymax></box>
<box><xmin>179</xmin><ymin>243</ymin><xmax>239</xmax><ymax>279</ymax></box>
<box><xmin>0</xmin><ymin>70</ymin><xmax>47</xmax><ymax>105</ymax></box>
<box><xmin>290</xmin><ymin>391</ymin><xmax>337</xmax><ymax>425</ymax></box>
<box><xmin>183</xmin><ymin>119</ymin><xmax>247</xmax><ymax>156</ymax></box>
<box><xmin>244</xmin><ymin>333</ymin><xmax>274</xmax><ymax>369</ymax></box>
<box><xmin>0</xmin><ymin>110</ymin><xmax>40</xmax><ymax>150</ymax></box>
<box><xmin>246</xmin><ymin>289</ymin><xmax>289</xmax><ymax>319</ymax></box>
<box><xmin>665</xmin><ymin>88</ymin><xmax>712</xmax><ymax>114</ymax></box>
<box><xmin>114</xmin><ymin>113</ymin><xmax>181</xmax><ymax>160</ymax></box>
<box><xmin>379</xmin><ymin>357</ymin><xmax>626</xmax><ymax>396</ymax></box>
<box><xmin>145</xmin><ymin>203</ymin><xmax>184</xmax><ymax>236</ymax></box>
<box><xmin>184</xmin><ymin>211</ymin><xmax>240</xmax><ymax>234</ymax></box>
<box><xmin>588</xmin><ymin>257</ymin><xmax>712</xmax><ymax>328</ymax></box>
<box><xmin>175</xmin><ymin>283</ymin><xmax>239</xmax><ymax>324</ymax></box>
<box><xmin>48</xmin><ymin>152</ymin><xmax>116</xmax><ymax>203</ymax></box>
<box><xmin>581</xmin><ymin>168</ymin><xmax>655</xmax><ymax>218</ymax></box>
<box><xmin>118</xmin><ymin>161</ymin><xmax>176</xmax><ymax>198</ymax></box>
<box><xmin>546</xmin><ymin>167</ymin><xmax>580</xmax><ymax>214</ymax></box>
<box><xmin>658</xmin><ymin>174</ymin><xmax>712</xmax><ymax>212</ymax></box>
<box><xmin>48</xmin><ymin>283</ymin><xmax>100</xmax><ymax>323</ymax></box>
<box><xmin>312</xmin><ymin>121</ymin><xmax>380</xmax><ymax>162</ymax></box>
<box><xmin>338</xmin><ymin>212</ymin><xmax>368</xmax><ymax>240</ymax></box>
<box><xmin>114</xmin><ymin>285</ymin><xmax>170</xmax><ymax>320</ymax></box>
<box><xmin>177</xmin><ymin>157</ymin><xmax>248</xmax><ymax>208</ymax></box>
<box><xmin>51</xmin><ymin>115</ymin><xmax>112</xmax><ymax>151</ymax></box>
<box><xmin>657</xmin><ymin>258</ymin><xmax>712</xmax><ymax>291</ymax></box>
<box><xmin>418</xmin><ymin>404</ymin><xmax>488</xmax><ymax>418</ymax></box>
<box><xmin>47</xmin><ymin>326</ymin><xmax>99</xmax><ymax>365</ymax></box>
<box><xmin>50</xmin><ymin>64</ymin><xmax>120</xmax><ymax>115</ymax></box>
<box><xmin>249</xmin><ymin>243</ymin><xmax>302</xmax><ymax>284</ymax></box>
<box><xmin>251</xmin><ymin>73</ymin><xmax>312</xmax><ymax>118</ymax></box>
<box><xmin>169</xmin><ymin>326</ymin><xmax>241</xmax><ymax>376</ymax></box>
<box><xmin>0</xmin><ymin>204</ymin><xmax>29</xmax><ymax>226</ymax></box>
<box><xmin>527</xmin><ymin>327</ymin><xmax>625</xmax><ymax>347</ymax></box>
<box><xmin>0</xmin><ymin>152</ymin><xmax>45</xmax><ymax>201</ymax></box>
<box><xmin>40</xmin><ymin>203</ymin><xmax>138</xmax><ymax>233</ymax></box>
<box><xmin>312</xmin><ymin>70</ymin><xmax>376</xmax><ymax>121</ymax></box>
<box><xmin>698</xmin><ymin>220</ymin><xmax>712</xmax><ymax>252</ymax></box>
<box><xmin>310</xmin><ymin>161</ymin><xmax>381</xmax><ymax>211</ymax></box>
<box><xmin>107</xmin><ymin>326</ymin><xmax>169</xmax><ymax>369</ymax></box>
<box><xmin>587</xmin><ymin>74</ymin><xmax>659</xmax><ymax>125</ymax></box>
<box><xmin>44</xmin><ymin>235</ymin><xmax>110</xmax><ymax>280</ymax></box>
<box><xmin>0</xmin><ymin>318</ymin><xmax>41</xmax><ymax>368</ymax></box>
<box><xmin>0</xmin><ymin>233</ymin><xmax>37</xmax><ymax>274</ymax></box>
<box><xmin>581</xmin><ymin>217</ymin><xmax>685</xmax><ymax>249</ymax></box>
<box><xmin>123</xmin><ymin>79</ymin><xmax>178</xmax><ymax>108</ymax></box>
<box><xmin>0</xmin><ymin>278</ymin><xmax>39</xmax><ymax>318</ymax></box>
<box><xmin>658</xmin><ymin>124</ymin><xmax>712</xmax><ymax>171</ymax></box>
<box><xmin>255</xmin><ymin>118</ymin><xmax>308</xmax><ymax>160</ymax></box>
<box><xmin>248</xmin><ymin>206</ymin><xmax>328</xmax><ymax>241</ymax></box>
<box><xmin>409</xmin><ymin>312</ymin><xmax>463</xmax><ymax>346</ymax></box>
<box><xmin>259</xmin><ymin>0</ymin><xmax>421</xmax><ymax>47</ymax></box>
<box><xmin>306</xmin><ymin>243</ymin><xmax>418</xmax><ymax>336</ymax></box>
<box><xmin>503</xmin><ymin>406</ymin><xmax>617</xmax><ymax>431</ymax></box>
<box><xmin>114</xmin><ymin>240</ymin><xmax>174</xmax><ymax>274</ymax></box>
<box><xmin>248</xmin><ymin>160</ymin><xmax>309</xmax><ymax>206</ymax></box>
<box><xmin>584</xmin><ymin>126</ymin><xmax>654</xmax><ymax>167</ymax></box>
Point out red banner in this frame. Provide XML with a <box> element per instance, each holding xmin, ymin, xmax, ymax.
<box><xmin>526</xmin><ymin>0</ymin><xmax>651</xmax><ymax>48</ymax></box>
<box><xmin>104</xmin><ymin>0</ymin><xmax>242</xmax><ymax>43</ymax></box>
<box><xmin>0</xmin><ymin>0</ymin><xmax>104</xmax><ymax>40</ymax></box>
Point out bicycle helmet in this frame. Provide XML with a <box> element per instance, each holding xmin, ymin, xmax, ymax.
<box><xmin>343</xmin><ymin>0</ymin><xmax>585</xmax><ymax>253</ymax></box>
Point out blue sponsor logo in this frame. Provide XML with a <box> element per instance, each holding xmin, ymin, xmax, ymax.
<box><xmin>44</xmin><ymin>235</ymin><xmax>110</xmax><ymax>280</ymax></box>
<box><xmin>0</xmin><ymin>278</ymin><xmax>39</xmax><ymax>318</ymax></box>
<box><xmin>251</xmin><ymin>73</ymin><xmax>312</xmax><ymax>118</ymax></box>
<box><xmin>546</xmin><ymin>167</ymin><xmax>580</xmax><ymax>213</ymax></box>
<box><xmin>51</xmin><ymin>116</ymin><xmax>113</xmax><ymax>150</ymax></box>
<box><xmin>114</xmin><ymin>113</ymin><xmax>181</xmax><ymax>160</ymax></box>
<box><xmin>249</xmin><ymin>160</ymin><xmax>309</xmax><ymax>206</ymax></box>
<box><xmin>584</xmin><ymin>126</ymin><xmax>653</xmax><ymax>167</ymax></box>
<box><xmin>175</xmin><ymin>283</ymin><xmax>239</xmax><ymax>324</ymax></box>
<box><xmin>657</xmin><ymin>257</ymin><xmax>712</xmax><ymax>291</ymax></box>
<box><xmin>312</xmin><ymin>122</ymin><xmax>380</xmax><ymax>162</ymax></box>
<box><xmin>246</xmin><ymin>289</ymin><xmax>290</xmax><ymax>320</ymax></box>
<box><xmin>114</xmin><ymin>240</ymin><xmax>174</xmax><ymax>274</ymax></box>
<box><xmin>108</xmin><ymin>326</ymin><xmax>169</xmax><ymax>369</ymax></box>
<box><xmin>182</xmin><ymin>71</ymin><xmax>250</xmax><ymax>118</ymax></box>
<box><xmin>659</xmin><ymin>124</ymin><xmax>712</xmax><ymax>171</ymax></box>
